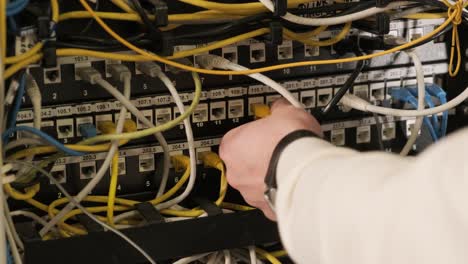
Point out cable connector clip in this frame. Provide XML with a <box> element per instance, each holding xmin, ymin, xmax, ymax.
<box><xmin>107</xmin><ymin>64</ymin><xmax>131</xmax><ymax>82</ymax></box>
<box><xmin>265</xmin><ymin>20</ymin><xmax>283</xmax><ymax>46</ymax></box>
<box><xmin>149</xmin><ymin>0</ymin><xmax>168</xmax><ymax>27</ymax></box>
<box><xmin>273</xmin><ymin>0</ymin><xmax>287</xmax><ymax>16</ymax></box>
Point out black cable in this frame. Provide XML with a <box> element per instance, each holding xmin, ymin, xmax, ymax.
<box><xmin>128</xmin><ymin>0</ymin><xmax>163</xmax><ymax>50</ymax></box>
<box><xmin>61</xmin><ymin>33</ymin><xmax>147</xmax><ymax>45</ymax></box>
<box><xmin>322</xmin><ymin>50</ymin><xmax>365</xmax><ymax>115</ymax></box>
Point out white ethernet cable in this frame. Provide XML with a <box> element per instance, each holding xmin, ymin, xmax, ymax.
<box><xmin>258</xmin><ymin>0</ymin><xmax>410</xmax><ymax>26</ymax></box>
<box><xmin>196</xmin><ymin>54</ymin><xmax>302</xmax><ymax>108</ymax></box>
<box><xmin>10</xmin><ymin>160</ymin><xmax>157</xmax><ymax>264</ymax></box>
<box><xmin>341</xmin><ymin>85</ymin><xmax>468</xmax><ymax>117</ymax></box>
<box><xmin>173</xmin><ymin>253</ymin><xmax>212</xmax><ymax>264</ymax></box>
<box><xmin>3</xmin><ymin>201</ymin><xmax>24</xmax><ymax>251</ymax></box>
<box><xmin>152</xmin><ymin>69</ymin><xmax>197</xmax><ymax>210</ymax></box>
<box><xmin>3</xmin><ymin>214</ymin><xmax>22</xmax><ymax>264</ymax></box>
<box><xmin>400</xmin><ymin>50</ymin><xmax>425</xmax><ymax>156</ymax></box>
<box><xmin>25</xmin><ymin>74</ymin><xmax>41</xmax><ymax>130</ymax></box>
<box><xmin>112</xmin><ymin>62</ymin><xmax>198</xmax><ymax>223</ymax></box>
<box><xmin>16</xmin><ymin>74</ymin><xmax>43</xmax><ymax>178</ymax></box>
<box><xmin>136</xmin><ymin>62</ymin><xmax>197</xmax><ymax>201</ymax></box>
<box><xmin>9</xmin><ymin>210</ymin><xmax>49</xmax><ymax>228</ymax></box>
<box><xmin>249</xmin><ymin>246</ymin><xmax>257</xmax><ymax>264</ymax></box>
<box><xmin>40</xmin><ymin>65</ymin><xmax>132</xmax><ymax>236</ymax></box>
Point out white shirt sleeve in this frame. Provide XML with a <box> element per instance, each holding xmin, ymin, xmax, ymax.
<box><xmin>275</xmin><ymin>127</ymin><xmax>468</xmax><ymax>264</ymax></box>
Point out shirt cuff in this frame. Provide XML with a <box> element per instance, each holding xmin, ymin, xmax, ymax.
<box><xmin>276</xmin><ymin>137</ymin><xmax>333</xmax><ymax>187</ymax></box>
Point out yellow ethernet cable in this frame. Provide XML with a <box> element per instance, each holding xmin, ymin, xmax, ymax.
<box><xmin>111</xmin><ymin>0</ymin><xmax>135</xmax><ymax>13</ymax></box>
<box><xmin>284</xmin><ymin>22</ymin><xmax>351</xmax><ymax>47</ymax></box>
<box><xmin>75</xmin><ymin>0</ymin><xmax>462</xmax><ymax>79</ymax></box>
<box><xmin>4</xmin><ymin>183</ymin><xmax>40</xmax><ymax>200</ymax></box>
<box><xmin>255</xmin><ymin>248</ymin><xmax>282</xmax><ymax>264</ymax></box>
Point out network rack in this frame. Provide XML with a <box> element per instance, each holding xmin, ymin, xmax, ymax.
<box><xmin>1</xmin><ymin>0</ymin><xmax>467</xmax><ymax>263</ymax></box>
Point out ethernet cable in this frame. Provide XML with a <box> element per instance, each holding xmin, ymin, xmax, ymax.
<box><xmin>78</xmin><ymin>66</ymin><xmax>172</xmax><ymax>192</ymax></box>
<box><xmin>136</xmin><ymin>62</ymin><xmax>197</xmax><ymax>203</ymax></box>
<box><xmin>2</xmin><ymin>126</ymin><xmax>84</xmax><ymax>156</ymax></box>
<box><xmin>399</xmin><ymin>50</ymin><xmax>424</xmax><ymax>156</ymax></box>
<box><xmin>7</xmin><ymin>73</ymin><xmax>25</xmax><ymax>130</ymax></box>
<box><xmin>255</xmin><ymin>248</ymin><xmax>281</xmax><ymax>264</ymax></box>
<box><xmin>258</xmin><ymin>0</ymin><xmax>410</xmax><ymax>26</ymax></box>
<box><xmin>406</xmin><ymin>86</ymin><xmax>440</xmax><ymax>136</ymax></box>
<box><xmin>45</xmin><ymin>155</ymin><xmax>190</xmax><ymax>232</ymax></box>
<box><xmin>196</xmin><ymin>54</ymin><xmax>302</xmax><ymax>108</ymax></box>
<box><xmin>173</xmin><ymin>253</ymin><xmax>212</xmax><ymax>264</ymax></box>
<box><xmin>340</xmin><ymin>83</ymin><xmax>468</xmax><ymax>117</ymax></box>
<box><xmin>25</xmin><ymin>0</ymin><xmax>455</xmax><ymax>80</ymax></box>
<box><xmin>4</xmin><ymin>215</ymin><xmax>21</xmax><ymax>264</ymax></box>
<box><xmin>25</xmin><ymin>74</ymin><xmax>41</xmax><ymax>130</ymax></box>
<box><xmin>249</xmin><ymin>246</ymin><xmax>257</xmax><ymax>264</ymax></box>
<box><xmin>39</xmin><ymin>65</ymin><xmax>133</xmax><ymax>236</ymax></box>
<box><xmin>426</xmin><ymin>84</ymin><xmax>448</xmax><ymax>137</ymax></box>
<box><xmin>3</xmin><ymin>202</ymin><xmax>23</xmax><ymax>255</ymax></box>
<box><xmin>10</xmin><ymin>160</ymin><xmax>157</xmax><ymax>264</ymax></box>
<box><xmin>394</xmin><ymin>91</ymin><xmax>439</xmax><ymax>141</ymax></box>
<box><xmin>283</xmin><ymin>23</ymin><xmax>351</xmax><ymax>47</ymax></box>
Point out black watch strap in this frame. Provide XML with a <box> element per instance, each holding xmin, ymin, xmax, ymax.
<box><xmin>264</xmin><ymin>130</ymin><xmax>320</xmax><ymax>210</ymax></box>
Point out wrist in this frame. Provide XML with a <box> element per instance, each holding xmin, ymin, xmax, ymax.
<box><xmin>264</xmin><ymin>130</ymin><xmax>322</xmax><ymax>211</ymax></box>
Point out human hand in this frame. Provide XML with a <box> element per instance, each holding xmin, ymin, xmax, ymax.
<box><xmin>219</xmin><ymin>99</ymin><xmax>322</xmax><ymax>220</ymax></box>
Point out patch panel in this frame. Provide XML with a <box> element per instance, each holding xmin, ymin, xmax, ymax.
<box><xmin>331</xmin><ymin>129</ymin><xmax>346</xmax><ymax>146</ymax></box>
<box><xmin>370</xmin><ymin>85</ymin><xmax>386</xmax><ymax>102</ymax></box>
<box><xmin>76</xmin><ymin>116</ymin><xmax>94</xmax><ymax>136</ymax></box>
<box><xmin>222</xmin><ymin>46</ymin><xmax>238</xmax><ymax>63</ymax></box>
<box><xmin>228</xmin><ymin>100</ymin><xmax>244</xmax><ymax>119</ymax></box>
<box><xmin>277</xmin><ymin>40</ymin><xmax>294</xmax><ymax>60</ymax></box>
<box><xmin>192</xmin><ymin>103</ymin><xmax>209</xmax><ymax>123</ymax></box>
<box><xmin>118</xmin><ymin>157</ymin><xmax>127</xmax><ymax>176</ymax></box>
<box><xmin>56</xmin><ymin>118</ymin><xmax>74</xmax><ymax>139</ymax></box>
<box><xmin>317</xmin><ymin>88</ymin><xmax>333</xmax><ymax>107</ymax></box>
<box><xmin>300</xmin><ymin>90</ymin><xmax>316</xmax><ymax>109</ymax></box>
<box><xmin>249</xmin><ymin>43</ymin><xmax>266</xmax><ymax>63</ymax></box>
<box><xmin>356</xmin><ymin>126</ymin><xmax>371</xmax><ymax>144</ymax></box>
<box><xmin>353</xmin><ymin>85</ymin><xmax>370</xmax><ymax>100</ymax></box>
<box><xmin>50</xmin><ymin>165</ymin><xmax>67</xmax><ymax>184</ymax></box>
<box><xmin>210</xmin><ymin>101</ymin><xmax>227</xmax><ymax>121</ymax></box>
<box><xmin>80</xmin><ymin>161</ymin><xmax>96</xmax><ymax>180</ymax></box>
<box><xmin>304</xmin><ymin>43</ymin><xmax>320</xmax><ymax>57</ymax></box>
<box><xmin>43</xmin><ymin>66</ymin><xmax>62</xmax><ymax>84</ymax></box>
<box><xmin>137</xmin><ymin>109</ymin><xmax>154</xmax><ymax>129</ymax></box>
<box><xmin>382</xmin><ymin>122</ymin><xmax>397</xmax><ymax>141</ymax></box>
<box><xmin>139</xmin><ymin>154</ymin><xmax>155</xmax><ymax>172</ymax></box>
<box><xmin>155</xmin><ymin>108</ymin><xmax>172</xmax><ymax>125</ymax></box>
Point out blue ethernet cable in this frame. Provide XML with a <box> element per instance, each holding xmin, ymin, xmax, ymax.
<box><xmin>406</xmin><ymin>86</ymin><xmax>440</xmax><ymax>135</ymax></box>
<box><xmin>6</xmin><ymin>0</ymin><xmax>29</xmax><ymax>16</ymax></box>
<box><xmin>391</xmin><ymin>88</ymin><xmax>438</xmax><ymax>141</ymax></box>
<box><xmin>2</xmin><ymin>126</ymin><xmax>85</xmax><ymax>156</ymax></box>
<box><xmin>7</xmin><ymin>74</ymin><xmax>26</xmax><ymax>130</ymax></box>
<box><xmin>426</xmin><ymin>84</ymin><xmax>448</xmax><ymax>137</ymax></box>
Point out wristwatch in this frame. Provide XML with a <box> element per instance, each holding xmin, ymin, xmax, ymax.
<box><xmin>264</xmin><ymin>129</ymin><xmax>319</xmax><ymax>212</ymax></box>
